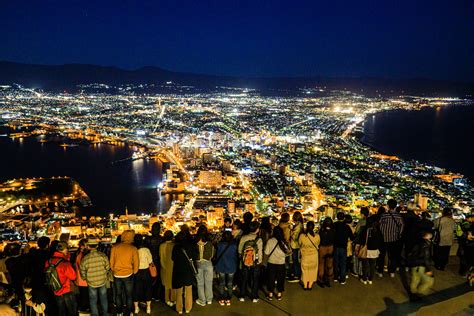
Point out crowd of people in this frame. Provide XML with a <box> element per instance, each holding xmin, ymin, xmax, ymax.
<box><xmin>0</xmin><ymin>198</ymin><xmax>473</xmax><ymax>315</ymax></box>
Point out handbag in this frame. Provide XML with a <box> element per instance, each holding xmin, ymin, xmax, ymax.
<box><xmin>149</xmin><ymin>262</ymin><xmax>158</xmax><ymax>278</ymax></box>
<box><xmin>356</xmin><ymin>228</ymin><xmax>370</xmax><ymax>259</ymax></box>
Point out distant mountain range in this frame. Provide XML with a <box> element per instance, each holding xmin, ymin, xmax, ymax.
<box><xmin>0</xmin><ymin>60</ymin><xmax>473</xmax><ymax>96</ymax></box>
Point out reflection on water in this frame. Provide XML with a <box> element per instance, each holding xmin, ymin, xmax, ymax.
<box><xmin>0</xmin><ymin>126</ymin><xmax>169</xmax><ymax>216</ymax></box>
<box><xmin>362</xmin><ymin>105</ymin><xmax>474</xmax><ymax>181</ymax></box>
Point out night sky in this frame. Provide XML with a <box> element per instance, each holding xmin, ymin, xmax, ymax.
<box><xmin>1</xmin><ymin>0</ymin><xmax>473</xmax><ymax>81</ymax></box>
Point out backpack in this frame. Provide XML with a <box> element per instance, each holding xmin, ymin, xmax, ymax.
<box><xmin>45</xmin><ymin>258</ymin><xmax>63</xmax><ymax>292</ymax></box>
<box><xmin>241</xmin><ymin>236</ymin><xmax>260</xmax><ymax>267</ymax></box>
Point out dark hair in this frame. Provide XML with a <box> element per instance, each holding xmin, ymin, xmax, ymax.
<box><xmin>50</xmin><ymin>240</ymin><xmax>60</xmax><ymax>254</ymax></box>
<box><xmin>221</xmin><ymin>231</ymin><xmax>233</xmax><ymax>243</ymax></box>
<box><xmin>224</xmin><ymin>217</ymin><xmax>232</xmax><ymax>224</ymax></box>
<box><xmin>249</xmin><ymin>221</ymin><xmax>260</xmax><ymax>233</ymax></box>
<box><xmin>366</xmin><ymin>215</ymin><xmax>377</xmax><ymax>227</ymax></box>
<box><xmin>322</xmin><ymin>217</ymin><xmax>333</xmax><ymax>228</ymax></box>
<box><xmin>4</xmin><ymin>243</ymin><xmax>21</xmax><ymax>257</ymax></box>
<box><xmin>134</xmin><ymin>234</ymin><xmax>144</xmax><ymax>248</ymax></box>
<box><xmin>442</xmin><ymin>207</ymin><xmax>452</xmax><ymax>217</ymax></box>
<box><xmin>79</xmin><ymin>239</ymin><xmax>88</xmax><ymax>248</ymax></box>
<box><xmin>360</xmin><ymin>207</ymin><xmax>369</xmax><ymax>217</ymax></box>
<box><xmin>151</xmin><ymin>222</ymin><xmax>161</xmax><ymax>237</ymax></box>
<box><xmin>336</xmin><ymin>212</ymin><xmax>345</xmax><ymax>221</ymax></box>
<box><xmin>56</xmin><ymin>241</ymin><xmax>68</xmax><ymax>252</ymax></box>
<box><xmin>377</xmin><ymin>206</ymin><xmax>386</xmax><ymax>216</ymax></box>
<box><xmin>37</xmin><ymin>236</ymin><xmax>50</xmax><ymax>250</ymax></box>
<box><xmin>272</xmin><ymin>226</ymin><xmax>285</xmax><ymax>242</ymax></box>
<box><xmin>243</xmin><ymin>212</ymin><xmax>254</xmax><ymax>224</ymax></box>
<box><xmin>260</xmin><ymin>217</ymin><xmax>272</xmax><ymax>233</ymax></box>
<box><xmin>233</xmin><ymin>219</ymin><xmax>242</xmax><ymax>229</ymax></box>
<box><xmin>387</xmin><ymin>199</ymin><xmax>397</xmax><ymax>210</ymax></box>
<box><xmin>175</xmin><ymin>231</ymin><xmax>186</xmax><ymax>244</ymax></box>
<box><xmin>344</xmin><ymin>214</ymin><xmax>353</xmax><ymax>224</ymax></box>
<box><xmin>280</xmin><ymin>212</ymin><xmax>290</xmax><ymax>223</ymax></box>
<box><xmin>23</xmin><ymin>277</ymin><xmax>33</xmax><ymax>290</ymax></box>
<box><xmin>293</xmin><ymin>211</ymin><xmax>303</xmax><ymax>224</ymax></box>
<box><xmin>163</xmin><ymin>230</ymin><xmax>174</xmax><ymax>242</ymax></box>
<box><xmin>306</xmin><ymin>221</ymin><xmax>315</xmax><ymax>236</ymax></box>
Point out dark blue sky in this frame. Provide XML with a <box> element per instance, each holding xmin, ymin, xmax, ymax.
<box><xmin>1</xmin><ymin>0</ymin><xmax>473</xmax><ymax>80</ymax></box>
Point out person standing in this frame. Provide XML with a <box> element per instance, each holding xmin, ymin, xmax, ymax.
<box><xmin>215</xmin><ymin>231</ymin><xmax>238</xmax><ymax>306</ymax></box>
<box><xmin>298</xmin><ymin>221</ymin><xmax>320</xmax><ymax>290</ymax></box>
<box><xmin>160</xmin><ymin>230</ymin><xmax>176</xmax><ymax>307</ymax></box>
<box><xmin>133</xmin><ymin>234</ymin><xmax>153</xmax><ymax>314</ymax></box>
<box><xmin>356</xmin><ymin>216</ymin><xmax>383</xmax><ymax>284</ymax></box>
<box><xmin>74</xmin><ymin>239</ymin><xmax>89</xmax><ymax>314</ymax></box>
<box><xmin>44</xmin><ymin>241</ymin><xmax>77</xmax><ymax>316</ymax></box>
<box><xmin>238</xmin><ymin>221</ymin><xmax>263</xmax><ymax>302</ymax></box>
<box><xmin>79</xmin><ymin>238</ymin><xmax>110</xmax><ymax>316</ymax></box>
<box><xmin>172</xmin><ymin>231</ymin><xmax>197</xmax><ymax>314</ymax></box>
<box><xmin>433</xmin><ymin>208</ymin><xmax>456</xmax><ymax>271</ymax></box>
<box><xmin>289</xmin><ymin>212</ymin><xmax>304</xmax><ymax>282</ymax></box>
<box><xmin>264</xmin><ymin>226</ymin><xmax>291</xmax><ymax>300</ymax></box>
<box><xmin>317</xmin><ymin>217</ymin><xmax>335</xmax><ymax>288</ymax></box>
<box><xmin>333</xmin><ymin>212</ymin><xmax>354</xmax><ymax>284</ymax></box>
<box><xmin>110</xmin><ymin>230</ymin><xmax>139</xmax><ymax>316</ymax></box>
<box><xmin>378</xmin><ymin>199</ymin><xmax>405</xmax><ymax>277</ymax></box>
<box><xmin>194</xmin><ymin>226</ymin><xmax>215</xmax><ymax>306</ymax></box>
<box><xmin>147</xmin><ymin>222</ymin><xmax>162</xmax><ymax>302</ymax></box>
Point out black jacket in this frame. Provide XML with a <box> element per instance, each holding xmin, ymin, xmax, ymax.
<box><xmin>334</xmin><ymin>221</ymin><xmax>354</xmax><ymax>248</ymax></box>
<box><xmin>406</xmin><ymin>239</ymin><xmax>434</xmax><ymax>271</ymax></box>
<box><xmin>355</xmin><ymin>227</ymin><xmax>383</xmax><ymax>250</ymax></box>
<box><xmin>319</xmin><ymin>226</ymin><xmax>335</xmax><ymax>246</ymax></box>
<box><xmin>172</xmin><ymin>241</ymin><xmax>198</xmax><ymax>289</ymax></box>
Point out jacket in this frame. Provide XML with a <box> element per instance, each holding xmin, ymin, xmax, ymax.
<box><xmin>172</xmin><ymin>241</ymin><xmax>197</xmax><ymax>288</ymax></box>
<box><xmin>159</xmin><ymin>241</ymin><xmax>174</xmax><ymax>289</ymax></box>
<box><xmin>407</xmin><ymin>239</ymin><xmax>434</xmax><ymax>271</ymax></box>
<box><xmin>110</xmin><ymin>230</ymin><xmax>139</xmax><ymax>277</ymax></box>
<box><xmin>215</xmin><ymin>241</ymin><xmax>238</xmax><ymax>274</ymax></box>
<box><xmin>196</xmin><ymin>241</ymin><xmax>214</xmax><ymax>262</ymax></box>
<box><xmin>434</xmin><ymin>216</ymin><xmax>456</xmax><ymax>246</ymax></box>
<box><xmin>44</xmin><ymin>251</ymin><xmax>76</xmax><ymax>296</ymax></box>
<box><xmin>319</xmin><ymin>226</ymin><xmax>335</xmax><ymax>246</ymax></box>
<box><xmin>355</xmin><ymin>227</ymin><xmax>383</xmax><ymax>250</ymax></box>
<box><xmin>265</xmin><ymin>238</ymin><xmax>290</xmax><ymax>265</ymax></box>
<box><xmin>334</xmin><ymin>221</ymin><xmax>354</xmax><ymax>248</ymax></box>
<box><xmin>80</xmin><ymin>249</ymin><xmax>110</xmax><ymax>288</ymax></box>
<box><xmin>279</xmin><ymin>222</ymin><xmax>292</xmax><ymax>245</ymax></box>
<box><xmin>75</xmin><ymin>250</ymin><xmax>88</xmax><ymax>287</ymax></box>
<box><xmin>290</xmin><ymin>222</ymin><xmax>303</xmax><ymax>249</ymax></box>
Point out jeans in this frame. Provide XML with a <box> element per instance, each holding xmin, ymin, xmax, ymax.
<box><xmin>88</xmin><ymin>285</ymin><xmax>108</xmax><ymax>316</ymax></box>
<box><xmin>217</xmin><ymin>272</ymin><xmax>234</xmax><ymax>300</ymax></box>
<box><xmin>267</xmin><ymin>263</ymin><xmax>285</xmax><ymax>293</ymax></box>
<box><xmin>56</xmin><ymin>292</ymin><xmax>77</xmax><ymax>316</ymax></box>
<box><xmin>196</xmin><ymin>261</ymin><xmax>214</xmax><ymax>303</ymax></box>
<box><xmin>334</xmin><ymin>247</ymin><xmax>347</xmax><ymax>281</ymax></box>
<box><xmin>114</xmin><ymin>275</ymin><xmax>134</xmax><ymax>314</ymax></box>
<box><xmin>291</xmin><ymin>249</ymin><xmax>301</xmax><ymax>279</ymax></box>
<box><xmin>240</xmin><ymin>266</ymin><xmax>260</xmax><ymax>299</ymax></box>
<box><xmin>410</xmin><ymin>266</ymin><xmax>434</xmax><ymax>294</ymax></box>
<box><xmin>361</xmin><ymin>258</ymin><xmax>376</xmax><ymax>281</ymax></box>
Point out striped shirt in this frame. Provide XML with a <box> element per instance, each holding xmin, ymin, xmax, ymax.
<box><xmin>79</xmin><ymin>250</ymin><xmax>110</xmax><ymax>288</ymax></box>
<box><xmin>379</xmin><ymin>211</ymin><xmax>404</xmax><ymax>242</ymax></box>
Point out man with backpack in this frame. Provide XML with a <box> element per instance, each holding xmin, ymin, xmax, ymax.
<box><xmin>238</xmin><ymin>221</ymin><xmax>263</xmax><ymax>302</ymax></box>
<box><xmin>44</xmin><ymin>241</ymin><xmax>77</xmax><ymax>316</ymax></box>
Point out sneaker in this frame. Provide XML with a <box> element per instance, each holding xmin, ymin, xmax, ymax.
<box><xmin>266</xmin><ymin>294</ymin><xmax>273</xmax><ymax>300</ymax></box>
<box><xmin>360</xmin><ymin>279</ymin><xmax>368</xmax><ymax>285</ymax></box>
<box><xmin>218</xmin><ymin>300</ymin><xmax>225</xmax><ymax>306</ymax></box>
<box><xmin>276</xmin><ymin>294</ymin><xmax>282</xmax><ymax>301</ymax></box>
<box><xmin>239</xmin><ymin>297</ymin><xmax>245</xmax><ymax>302</ymax></box>
<box><xmin>207</xmin><ymin>301</ymin><xmax>212</xmax><ymax>305</ymax></box>
<box><xmin>252</xmin><ymin>298</ymin><xmax>259</xmax><ymax>303</ymax></box>
<box><xmin>334</xmin><ymin>279</ymin><xmax>339</xmax><ymax>283</ymax></box>
<box><xmin>345</xmin><ymin>275</ymin><xmax>349</xmax><ymax>279</ymax></box>
<box><xmin>185</xmin><ymin>310</ymin><xmax>191</xmax><ymax>314</ymax></box>
<box><xmin>226</xmin><ymin>300</ymin><xmax>231</xmax><ymax>306</ymax></box>
<box><xmin>146</xmin><ymin>306</ymin><xmax>151</xmax><ymax>314</ymax></box>
<box><xmin>351</xmin><ymin>272</ymin><xmax>358</xmax><ymax>277</ymax></box>
<box><xmin>288</xmin><ymin>278</ymin><xmax>299</xmax><ymax>283</ymax></box>
<box><xmin>340</xmin><ymin>280</ymin><xmax>346</xmax><ymax>285</ymax></box>
<box><xmin>390</xmin><ymin>273</ymin><xmax>395</xmax><ymax>278</ymax></box>
<box><xmin>368</xmin><ymin>280</ymin><xmax>373</xmax><ymax>285</ymax></box>
<box><xmin>377</xmin><ymin>272</ymin><xmax>383</xmax><ymax>277</ymax></box>
<box><xmin>195</xmin><ymin>299</ymin><xmax>206</xmax><ymax>307</ymax></box>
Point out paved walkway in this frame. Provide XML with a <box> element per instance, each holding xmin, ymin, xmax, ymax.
<box><xmin>136</xmin><ymin>260</ymin><xmax>472</xmax><ymax>316</ymax></box>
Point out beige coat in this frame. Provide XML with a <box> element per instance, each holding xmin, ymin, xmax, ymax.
<box><xmin>299</xmin><ymin>233</ymin><xmax>320</xmax><ymax>285</ymax></box>
<box><xmin>159</xmin><ymin>241</ymin><xmax>174</xmax><ymax>289</ymax></box>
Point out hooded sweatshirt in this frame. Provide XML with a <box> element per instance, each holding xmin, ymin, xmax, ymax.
<box><xmin>110</xmin><ymin>230</ymin><xmax>139</xmax><ymax>277</ymax></box>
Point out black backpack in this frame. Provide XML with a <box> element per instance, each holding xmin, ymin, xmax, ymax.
<box><xmin>45</xmin><ymin>258</ymin><xmax>63</xmax><ymax>292</ymax></box>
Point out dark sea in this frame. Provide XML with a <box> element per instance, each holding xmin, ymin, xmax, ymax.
<box><xmin>0</xmin><ymin>126</ymin><xmax>170</xmax><ymax>216</ymax></box>
<box><xmin>362</xmin><ymin>104</ymin><xmax>474</xmax><ymax>182</ymax></box>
